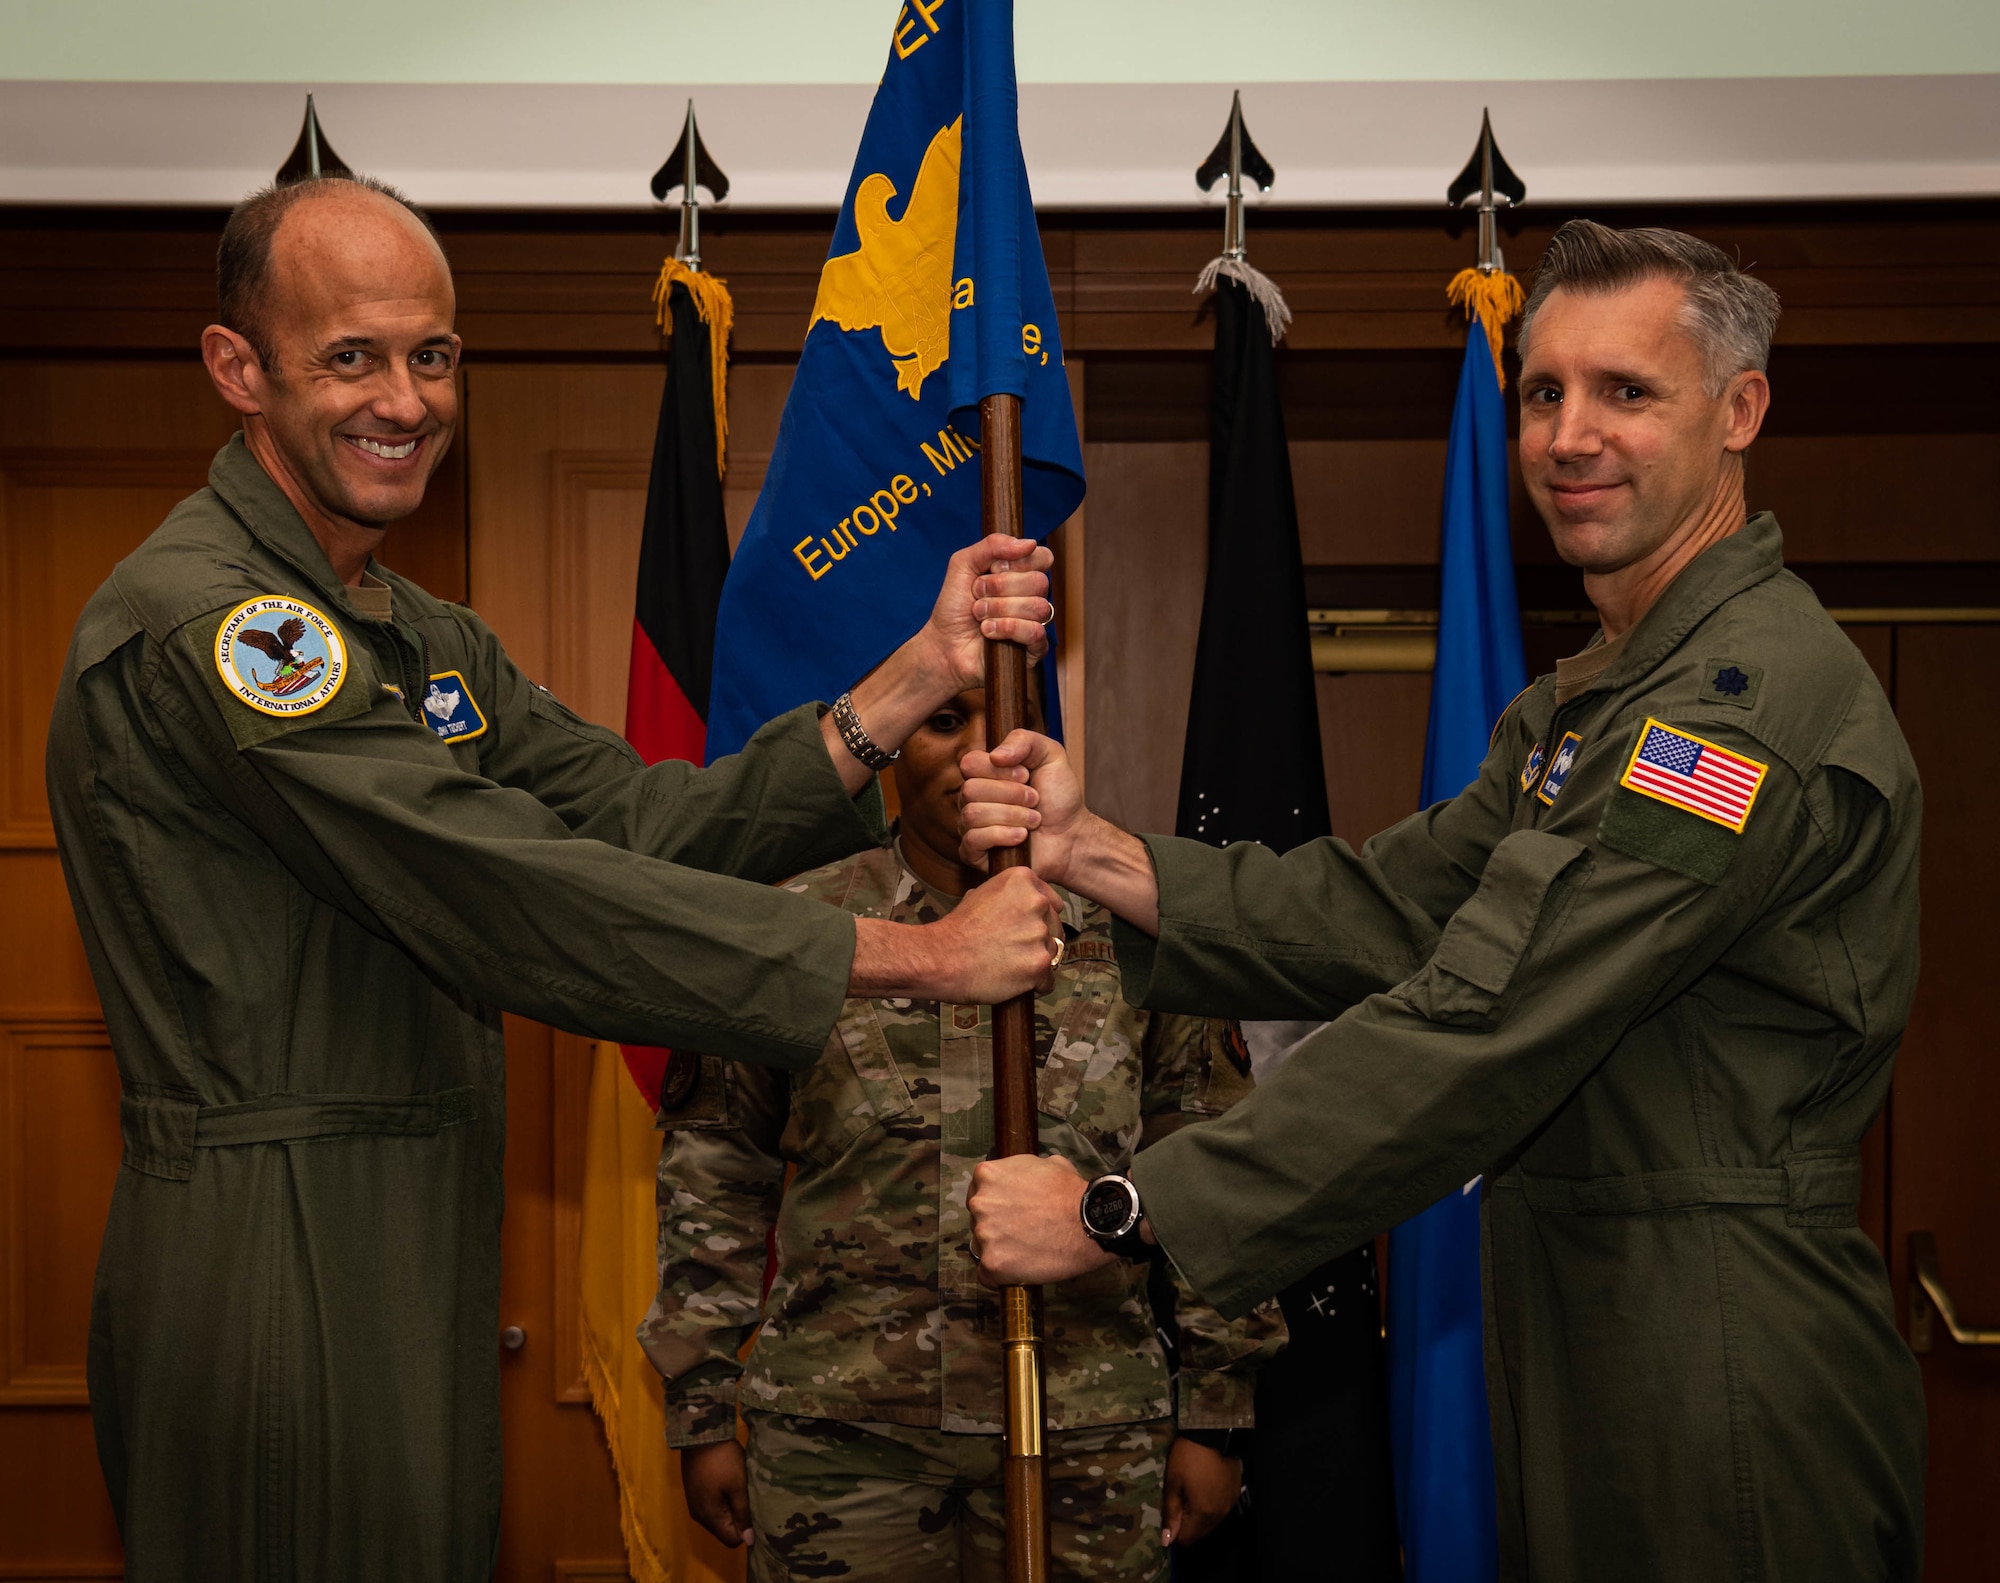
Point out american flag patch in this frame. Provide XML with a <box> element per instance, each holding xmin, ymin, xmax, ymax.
<box><xmin>1619</xmin><ymin>719</ymin><xmax>1768</xmax><ymax>833</ymax></box>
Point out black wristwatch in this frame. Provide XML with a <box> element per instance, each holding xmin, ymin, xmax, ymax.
<box><xmin>1079</xmin><ymin>1172</ymin><xmax>1150</xmax><ymax>1261</ymax></box>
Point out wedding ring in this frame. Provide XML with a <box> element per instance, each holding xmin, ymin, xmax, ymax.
<box><xmin>1050</xmin><ymin>935</ymin><xmax>1066</xmax><ymax>968</ymax></box>
<box><xmin>1041</xmin><ymin>597</ymin><xmax>1057</xmax><ymax>628</ymax></box>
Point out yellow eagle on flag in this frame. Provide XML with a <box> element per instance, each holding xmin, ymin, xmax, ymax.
<box><xmin>809</xmin><ymin>117</ymin><xmax>961</xmax><ymax>400</ymax></box>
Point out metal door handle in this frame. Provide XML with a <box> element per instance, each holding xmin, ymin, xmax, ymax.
<box><xmin>1909</xmin><ymin>1231</ymin><xmax>2000</xmax><ymax>1351</ymax></box>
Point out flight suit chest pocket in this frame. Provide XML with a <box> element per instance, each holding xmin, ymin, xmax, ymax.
<box><xmin>1036</xmin><ymin>958</ymin><xmax>1141</xmax><ymax>1161</ymax></box>
<box><xmin>781</xmin><ymin>1001</ymin><xmax>917</xmax><ymax>1168</ymax></box>
<box><xmin>1396</xmin><ymin>829</ymin><xmax>1590</xmax><ymax>1026</ymax></box>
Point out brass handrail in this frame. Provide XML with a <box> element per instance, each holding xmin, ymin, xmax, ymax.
<box><xmin>1308</xmin><ymin>609</ymin><xmax>2000</xmax><ymax>674</ymax></box>
<box><xmin>1909</xmin><ymin>1231</ymin><xmax>2000</xmax><ymax>1352</ymax></box>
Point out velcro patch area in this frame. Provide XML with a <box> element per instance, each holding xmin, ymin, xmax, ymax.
<box><xmin>1599</xmin><ymin>785</ymin><xmax>1739</xmax><ymax>886</ymax></box>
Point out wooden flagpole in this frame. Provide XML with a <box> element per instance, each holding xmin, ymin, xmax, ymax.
<box><xmin>979</xmin><ymin>389</ymin><xmax>1051</xmax><ymax>1583</ymax></box>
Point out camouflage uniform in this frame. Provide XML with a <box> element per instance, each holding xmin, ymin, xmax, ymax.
<box><xmin>642</xmin><ymin>840</ymin><xmax>1285</xmax><ymax>1580</ymax></box>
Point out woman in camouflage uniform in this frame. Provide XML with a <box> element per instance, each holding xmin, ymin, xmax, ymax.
<box><xmin>642</xmin><ymin>683</ymin><xmax>1285</xmax><ymax>1582</ymax></box>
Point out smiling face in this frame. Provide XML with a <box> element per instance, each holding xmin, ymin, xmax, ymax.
<box><xmin>222</xmin><ymin>188</ymin><xmax>460</xmax><ymax>530</ymax></box>
<box><xmin>1517</xmin><ymin>276</ymin><xmax>1763</xmax><ymax>578</ymax></box>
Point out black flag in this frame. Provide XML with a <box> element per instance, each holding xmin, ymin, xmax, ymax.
<box><xmin>1171</xmin><ymin>273</ymin><xmax>1402</xmax><ymax>1581</ymax></box>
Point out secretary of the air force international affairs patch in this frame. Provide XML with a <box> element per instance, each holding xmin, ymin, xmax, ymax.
<box><xmin>213</xmin><ymin>596</ymin><xmax>348</xmax><ymax>718</ymax></box>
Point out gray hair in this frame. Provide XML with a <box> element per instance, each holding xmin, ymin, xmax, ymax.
<box><xmin>1518</xmin><ymin>219</ymin><xmax>1782</xmax><ymax>395</ymax></box>
<box><xmin>217</xmin><ymin>174</ymin><xmax>444</xmax><ymax>371</ymax></box>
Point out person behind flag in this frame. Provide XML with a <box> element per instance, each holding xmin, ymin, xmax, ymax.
<box><xmin>43</xmin><ymin>171</ymin><xmax>1070</xmax><ymax>1583</ymax></box>
<box><xmin>963</xmin><ymin>221</ymin><xmax>1926</xmax><ymax>1581</ymax></box>
<box><xmin>644</xmin><ymin>671</ymin><xmax>1283</xmax><ymax>1583</ymax></box>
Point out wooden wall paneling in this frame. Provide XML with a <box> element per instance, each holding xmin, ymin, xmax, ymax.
<box><xmin>0</xmin><ymin>1016</ymin><xmax>124</xmax><ymax>1574</ymax></box>
<box><xmin>1079</xmin><ymin>440</ymin><xmax>1208</xmax><ymax>836</ymax></box>
<box><xmin>1316</xmin><ymin>673</ymin><xmax>1434</xmax><ymax>850</ymax></box>
<box><xmin>722</xmin><ymin>362</ymin><xmax>796</xmax><ymax>551</ymax></box>
<box><xmin>1745</xmin><ymin>435</ymin><xmax>2000</xmax><ymax>563</ymax></box>
<box><xmin>1883</xmin><ymin>623</ymin><xmax>2000</xmax><ymax>1582</ymax></box>
<box><xmin>463</xmin><ymin>364</ymin><xmax>664</xmax><ymax>677</ymax></box>
<box><xmin>0</xmin><ymin>1019</ymin><xmax>120</xmax><ymax>1407</ymax></box>
<box><xmin>0</xmin><ymin>360</ymin><xmax>242</xmax><ymax>1576</ymax></box>
<box><xmin>0</xmin><ymin>452</ymin><xmax>217</xmax><ymax>847</ymax></box>
<box><xmin>547</xmin><ymin>452</ymin><xmax>652</xmax><ymax>730</ymax></box>
<box><xmin>11</xmin><ymin>202</ymin><xmax>1995</xmax><ymax>362</ymax></box>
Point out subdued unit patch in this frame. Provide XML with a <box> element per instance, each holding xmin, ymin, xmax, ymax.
<box><xmin>1699</xmin><ymin>658</ymin><xmax>1764</xmax><ymax>710</ymax></box>
<box><xmin>1599</xmin><ymin>784</ymin><xmax>1739</xmax><ymax>885</ymax></box>
<box><xmin>655</xmin><ymin>1054</ymin><xmax>733</xmax><ymax>1130</ymax></box>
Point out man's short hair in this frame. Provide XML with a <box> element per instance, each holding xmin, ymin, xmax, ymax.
<box><xmin>216</xmin><ymin>174</ymin><xmax>444</xmax><ymax>371</ymax></box>
<box><xmin>1519</xmin><ymin>220</ymin><xmax>1782</xmax><ymax>395</ymax></box>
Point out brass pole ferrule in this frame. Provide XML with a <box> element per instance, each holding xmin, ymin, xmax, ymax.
<box><xmin>1002</xmin><ymin>1286</ymin><xmax>1045</xmax><ymax>1459</ymax></box>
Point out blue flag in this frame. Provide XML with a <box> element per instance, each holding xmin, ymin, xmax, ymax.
<box><xmin>1387</xmin><ymin>317</ymin><xmax>1525</xmax><ymax>1583</ymax></box>
<box><xmin>706</xmin><ymin>0</ymin><xmax>1084</xmax><ymax>760</ymax></box>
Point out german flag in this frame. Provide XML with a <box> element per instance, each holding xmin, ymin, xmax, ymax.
<box><xmin>619</xmin><ymin>258</ymin><xmax>733</xmax><ymax>1109</ymax></box>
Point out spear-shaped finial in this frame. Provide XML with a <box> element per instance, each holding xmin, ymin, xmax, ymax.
<box><xmin>651</xmin><ymin>99</ymin><xmax>731</xmax><ymax>273</ymax></box>
<box><xmin>1196</xmin><ymin>90</ymin><xmax>1275</xmax><ymax>264</ymax></box>
<box><xmin>276</xmin><ymin>94</ymin><xmax>354</xmax><ymax>183</ymax></box>
<box><xmin>1446</xmin><ymin>109</ymin><xmax>1526</xmax><ymax>275</ymax></box>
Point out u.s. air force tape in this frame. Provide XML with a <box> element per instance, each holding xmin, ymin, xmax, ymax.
<box><xmin>213</xmin><ymin>596</ymin><xmax>348</xmax><ymax>718</ymax></box>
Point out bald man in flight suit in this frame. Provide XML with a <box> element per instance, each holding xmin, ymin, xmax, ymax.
<box><xmin>47</xmin><ymin>172</ymin><xmax>1064</xmax><ymax>1582</ymax></box>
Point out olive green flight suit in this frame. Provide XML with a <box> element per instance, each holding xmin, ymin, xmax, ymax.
<box><xmin>45</xmin><ymin>437</ymin><xmax>882</xmax><ymax>1582</ymax></box>
<box><xmin>1123</xmin><ymin>515</ymin><xmax>1926</xmax><ymax>1581</ymax></box>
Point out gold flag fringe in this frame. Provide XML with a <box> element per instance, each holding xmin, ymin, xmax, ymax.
<box><xmin>1446</xmin><ymin>267</ymin><xmax>1525</xmax><ymax>388</ymax></box>
<box><xmin>653</xmin><ymin>258</ymin><xmax>735</xmax><ymax>478</ymax></box>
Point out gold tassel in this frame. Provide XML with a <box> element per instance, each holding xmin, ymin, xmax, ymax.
<box><xmin>1446</xmin><ymin>267</ymin><xmax>1525</xmax><ymax>389</ymax></box>
<box><xmin>652</xmin><ymin>257</ymin><xmax>734</xmax><ymax>478</ymax></box>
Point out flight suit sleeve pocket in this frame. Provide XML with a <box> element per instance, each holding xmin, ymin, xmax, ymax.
<box><xmin>1395</xmin><ymin>830</ymin><xmax>1590</xmax><ymax>1026</ymax></box>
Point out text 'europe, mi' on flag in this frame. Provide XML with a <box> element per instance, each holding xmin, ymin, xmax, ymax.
<box><xmin>1621</xmin><ymin>720</ymin><xmax>1768</xmax><ymax>831</ymax></box>
<box><xmin>704</xmin><ymin>0</ymin><xmax>1085</xmax><ymax>761</ymax></box>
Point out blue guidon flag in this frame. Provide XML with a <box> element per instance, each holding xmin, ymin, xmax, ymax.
<box><xmin>703</xmin><ymin>0</ymin><xmax>1084</xmax><ymax>760</ymax></box>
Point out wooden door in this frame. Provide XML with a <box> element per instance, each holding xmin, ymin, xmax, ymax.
<box><xmin>1886</xmin><ymin>623</ymin><xmax>2000</xmax><ymax>1579</ymax></box>
<box><xmin>0</xmin><ymin>362</ymin><xmax>232</xmax><ymax>1582</ymax></box>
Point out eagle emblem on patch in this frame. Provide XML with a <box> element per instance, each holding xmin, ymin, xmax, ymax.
<box><xmin>422</xmin><ymin>670</ymin><xmax>488</xmax><ymax>743</ymax></box>
<box><xmin>213</xmin><ymin>596</ymin><xmax>347</xmax><ymax>718</ymax></box>
<box><xmin>1619</xmin><ymin>719</ymin><xmax>1768</xmax><ymax>832</ymax></box>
